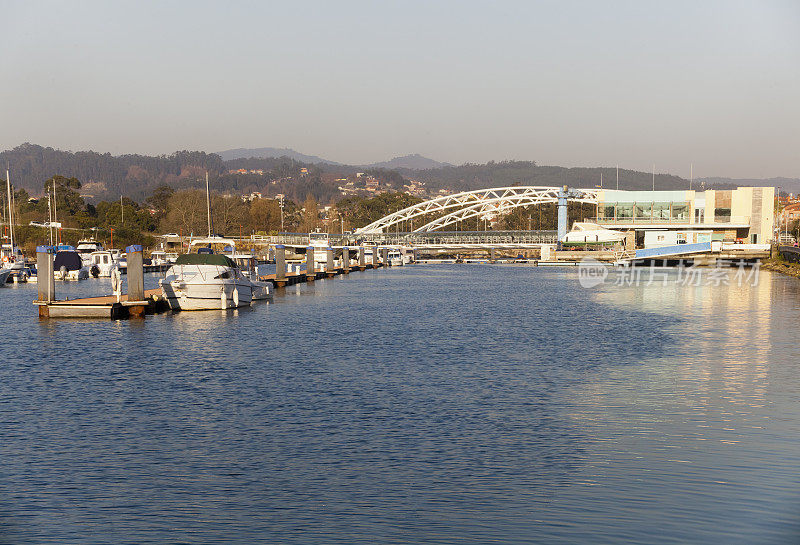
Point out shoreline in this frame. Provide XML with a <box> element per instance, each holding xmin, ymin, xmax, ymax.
<box><xmin>761</xmin><ymin>257</ymin><xmax>800</xmax><ymax>279</ymax></box>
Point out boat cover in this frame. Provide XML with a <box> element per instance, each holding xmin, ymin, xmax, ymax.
<box><xmin>54</xmin><ymin>251</ymin><xmax>83</xmax><ymax>271</ymax></box>
<box><xmin>175</xmin><ymin>254</ymin><xmax>236</xmax><ymax>267</ymax></box>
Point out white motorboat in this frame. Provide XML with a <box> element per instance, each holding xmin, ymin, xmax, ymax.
<box><xmin>161</xmin><ymin>238</ymin><xmax>271</xmax><ymax>310</ymax></box>
<box><xmin>308</xmin><ymin>232</ymin><xmax>330</xmax><ymax>266</ymax></box>
<box><xmin>230</xmin><ymin>253</ymin><xmax>272</xmax><ymax>301</ymax></box>
<box><xmin>76</xmin><ymin>238</ymin><xmax>103</xmax><ymax>266</ymax></box>
<box><xmin>562</xmin><ymin>222</ymin><xmax>626</xmax><ymax>247</ymax></box>
<box><xmin>53</xmin><ymin>247</ymin><xmax>90</xmax><ymax>280</ymax></box>
<box><xmin>150</xmin><ymin>250</ymin><xmax>168</xmax><ymax>266</ymax></box>
<box><xmin>387</xmin><ymin>249</ymin><xmax>403</xmax><ymax>266</ymax></box>
<box><xmin>88</xmin><ymin>250</ymin><xmax>121</xmax><ymax>277</ymax></box>
<box><xmin>160</xmin><ymin>253</ymin><xmax>255</xmax><ymax>310</ymax></box>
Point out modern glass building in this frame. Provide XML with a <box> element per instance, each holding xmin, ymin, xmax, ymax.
<box><xmin>593</xmin><ymin>187</ymin><xmax>775</xmax><ymax>246</ymax></box>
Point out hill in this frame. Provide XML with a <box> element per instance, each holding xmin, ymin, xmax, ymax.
<box><xmin>216</xmin><ymin>147</ymin><xmax>337</xmax><ymax>164</ymax></box>
<box><xmin>10</xmin><ymin>143</ymin><xmax>792</xmax><ymax>206</ymax></box>
<box><xmin>408</xmin><ymin>161</ymin><xmax>693</xmax><ymax>193</ymax></box>
<box><xmin>366</xmin><ymin>153</ymin><xmax>450</xmax><ymax>170</ymax></box>
<box><xmin>699</xmin><ymin>176</ymin><xmax>800</xmax><ymax>195</ymax></box>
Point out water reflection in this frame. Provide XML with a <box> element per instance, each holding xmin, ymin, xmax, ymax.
<box><xmin>2</xmin><ymin>265</ymin><xmax>800</xmax><ymax>543</ymax></box>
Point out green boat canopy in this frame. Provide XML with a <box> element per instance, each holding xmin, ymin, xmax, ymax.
<box><xmin>174</xmin><ymin>253</ymin><xmax>237</xmax><ymax>267</ymax></box>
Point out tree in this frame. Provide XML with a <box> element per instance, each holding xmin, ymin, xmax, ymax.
<box><xmin>249</xmin><ymin>198</ymin><xmax>281</xmax><ymax>233</ymax></box>
<box><xmin>161</xmin><ymin>189</ymin><xmax>209</xmax><ymax>236</ymax></box>
<box><xmin>301</xmin><ymin>194</ymin><xmax>319</xmax><ymax>232</ymax></box>
<box><xmin>146</xmin><ymin>184</ymin><xmax>175</xmax><ymax>220</ymax></box>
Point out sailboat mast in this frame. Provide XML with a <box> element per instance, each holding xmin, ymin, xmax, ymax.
<box><xmin>6</xmin><ymin>168</ymin><xmax>13</xmax><ymax>251</ymax></box>
<box><xmin>48</xmin><ymin>191</ymin><xmax>53</xmax><ymax>246</ymax></box>
<box><xmin>205</xmin><ymin>171</ymin><xmax>212</xmax><ymax>237</ymax></box>
<box><xmin>53</xmin><ymin>177</ymin><xmax>58</xmax><ymax>244</ymax></box>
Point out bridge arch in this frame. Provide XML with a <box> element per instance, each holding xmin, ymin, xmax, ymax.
<box><xmin>353</xmin><ymin>186</ymin><xmax>600</xmax><ymax>236</ymax></box>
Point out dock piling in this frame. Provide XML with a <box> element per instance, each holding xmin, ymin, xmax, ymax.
<box><xmin>275</xmin><ymin>244</ymin><xmax>287</xmax><ymax>287</ymax></box>
<box><xmin>358</xmin><ymin>246</ymin><xmax>366</xmax><ymax>270</ymax></box>
<box><xmin>326</xmin><ymin>247</ymin><xmax>336</xmax><ymax>278</ymax></box>
<box><xmin>342</xmin><ymin>247</ymin><xmax>350</xmax><ymax>273</ymax></box>
<box><xmin>306</xmin><ymin>246</ymin><xmax>316</xmax><ymax>282</ymax></box>
<box><xmin>382</xmin><ymin>247</ymin><xmax>389</xmax><ymax>266</ymax></box>
<box><xmin>373</xmin><ymin>245</ymin><xmax>380</xmax><ymax>268</ymax></box>
<box><xmin>36</xmin><ymin>246</ymin><xmax>55</xmax><ymax>317</ymax></box>
<box><xmin>125</xmin><ymin>245</ymin><xmax>146</xmax><ymax>318</ymax></box>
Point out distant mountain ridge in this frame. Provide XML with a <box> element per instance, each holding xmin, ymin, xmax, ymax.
<box><xmin>699</xmin><ymin>176</ymin><xmax>800</xmax><ymax>194</ymax></box>
<box><xmin>217</xmin><ymin>147</ymin><xmax>338</xmax><ymax>164</ymax></box>
<box><xmin>217</xmin><ymin>148</ymin><xmax>450</xmax><ymax>171</ymax></box>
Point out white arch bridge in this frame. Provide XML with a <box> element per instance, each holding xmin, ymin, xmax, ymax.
<box><xmin>353</xmin><ymin>186</ymin><xmax>600</xmax><ymax>240</ymax></box>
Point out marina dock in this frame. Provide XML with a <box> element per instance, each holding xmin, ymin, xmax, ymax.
<box><xmin>33</xmin><ymin>244</ymin><xmax>390</xmax><ymax>320</ymax></box>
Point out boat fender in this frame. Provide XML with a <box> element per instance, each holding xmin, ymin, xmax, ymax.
<box><xmin>59</xmin><ymin>265</ymin><xmax>67</xmax><ymax>279</ymax></box>
<box><xmin>221</xmin><ymin>290</ymin><xmax>227</xmax><ymax>310</ymax></box>
<box><xmin>91</xmin><ymin>264</ymin><xmax>100</xmax><ymax>278</ymax></box>
<box><xmin>111</xmin><ymin>270</ymin><xmax>121</xmax><ymax>294</ymax></box>
<box><xmin>233</xmin><ymin>288</ymin><xmax>239</xmax><ymax>308</ymax></box>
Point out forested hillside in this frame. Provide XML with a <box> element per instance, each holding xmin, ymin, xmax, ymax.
<box><xmin>2</xmin><ymin>144</ymin><xmax>705</xmax><ymax>205</ymax></box>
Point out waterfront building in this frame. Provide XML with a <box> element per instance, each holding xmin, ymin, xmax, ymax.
<box><xmin>593</xmin><ymin>187</ymin><xmax>775</xmax><ymax>247</ymax></box>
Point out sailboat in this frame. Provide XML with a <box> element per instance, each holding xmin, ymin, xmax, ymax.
<box><xmin>1</xmin><ymin>168</ymin><xmax>27</xmax><ymax>283</ymax></box>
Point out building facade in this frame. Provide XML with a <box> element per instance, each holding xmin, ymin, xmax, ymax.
<box><xmin>593</xmin><ymin>187</ymin><xmax>775</xmax><ymax>246</ymax></box>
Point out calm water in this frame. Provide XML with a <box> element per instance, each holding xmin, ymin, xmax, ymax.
<box><xmin>1</xmin><ymin>265</ymin><xmax>799</xmax><ymax>544</ymax></box>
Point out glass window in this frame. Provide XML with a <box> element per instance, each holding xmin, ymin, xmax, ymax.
<box><xmin>715</xmin><ymin>207</ymin><xmax>731</xmax><ymax>222</ymax></box>
<box><xmin>617</xmin><ymin>203</ymin><xmax>633</xmax><ymax>219</ymax></box>
<box><xmin>653</xmin><ymin>202</ymin><xmax>671</xmax><ymax>220</ymax></box>
<box><xmin>635</xmin><ymin>202</ymin><xmax>652</xmax><ymax>220</ymax></box>
<box><xmin>602</xmin><ymin>204</ymin><xmax>615</xmax><ymax>220</ymax></box>
<box><xmin>672</xmin><ymin>203</ymin><xmax>689</xmax><ymax>221</ymax></box>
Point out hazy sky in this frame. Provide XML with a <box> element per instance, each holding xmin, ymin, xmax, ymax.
<box><xmin>2</xmin><ymin>0</ymin><xmax>799</xmax><ymax>178</ymax></box>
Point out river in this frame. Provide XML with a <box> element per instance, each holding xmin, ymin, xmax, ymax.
<box><xmin>1</xmin><ymin>264</ymin><xmax>798</xmax><ymax>544</ymax></box>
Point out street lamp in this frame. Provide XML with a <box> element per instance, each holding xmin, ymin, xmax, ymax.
<box><xmin>278</xmin><ymin>195</ymin><xmax>285</xmax><ymax>232</ymax></box>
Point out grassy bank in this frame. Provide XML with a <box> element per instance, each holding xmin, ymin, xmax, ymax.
<box><xmin>761</xmin><ymin>257</ymin><xmax>800</xmax><ymax>279</ymax></box>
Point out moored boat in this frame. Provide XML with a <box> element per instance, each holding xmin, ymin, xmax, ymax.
<box><xmin>160</xmin><ymin>253</ymin><xmax>255</xmax><ymax>310</ymax></box>
<box><xmin>53</xmin><ymin>246</ymin><xmax>90</xmax><ymax>280</ymax></box>
<box><xmin>88</xmin><ymin>250</ymin><xmax>121</xmax><ymax>277</ymax></box>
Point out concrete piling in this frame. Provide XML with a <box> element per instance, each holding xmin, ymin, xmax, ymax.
<box><xmin>306</xmin><ymin>246</ymin><xmax>316</xmax><ymax>282</ymax></box>
<box><xmin>36</xmin><ymin>246</ymin><xmax>55</xmax><ymax>317</ymax></box>
<box><xmin>326</xmin><ymin>247</ymin><xmax>336</xmax><ymax>278</ymax></box>
<box><xmin>342</xmin><ymin>247</ymin><xmax>350</xmax><ymax>273</ymax></box>
<box><xmin>373</xmin><ymin>246</ymin><xmax>380</xmax><ymax>267</ymax></box>
<box><xmin>275</xmin><ymin>244</ymin><xmax>287</xmax><ymax>287</ymax></box>
<box><xmin>358</xmin><ymin>246</ymin><xmax>366</xmax><ymax>271</ymax></box>
<box><xmin>125</xmin><ymin>245</ymin><xmax>146</xmax><ymax>318</ymax></box>
<box><xmin>382</xmin><ymin>247</ymin><xmax>389</xmax><ymax>266</ymax></box>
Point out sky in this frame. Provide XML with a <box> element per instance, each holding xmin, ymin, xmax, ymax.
<box><xmin>2</xmin><ymin>0</ymin><xmax>799</xmax><ymax>178</ymax></box>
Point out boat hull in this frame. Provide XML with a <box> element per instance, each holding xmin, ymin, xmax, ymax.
<box><xmin>161</xmin><ymin>279</ymin><xmax>253</xmax><ymax>311</ymax></box>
